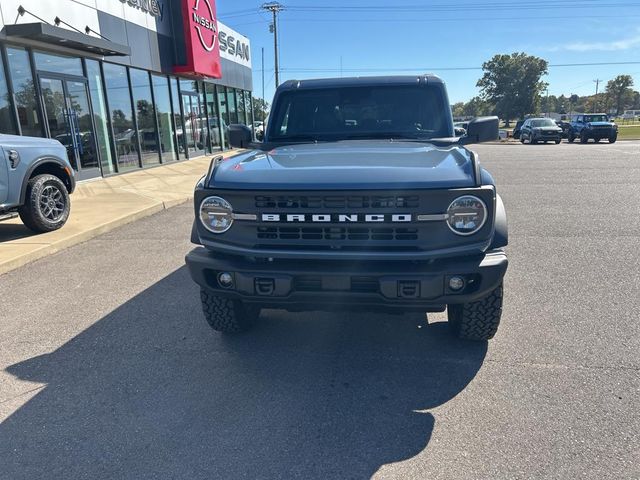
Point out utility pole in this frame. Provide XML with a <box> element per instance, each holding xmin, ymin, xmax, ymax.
<box><xmin>593</xmin><ymin>79</ymin><xmax>602</xmax><ymax>113</ymax></box>
<box><xmin>262</xmin><ymin>2</ymin><xmax>284</xmax><ymax>88</ymax></box>
<box><xmin>546</xmin><ymin>88</ymin><xmax>550</xmax><ymax>117</ymax></box>
<box><xmin>261</xmin><ymin>47</ymin><xmax>265</xmax><ymax>121</ymax></box>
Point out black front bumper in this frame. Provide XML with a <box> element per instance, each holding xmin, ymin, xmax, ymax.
<box><xmin>185</xmin><ymin>248</ymin><xmax>508</xmax><ymax>312</ymax></box>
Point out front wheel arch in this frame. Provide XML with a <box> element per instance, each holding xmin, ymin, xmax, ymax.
<box><xmin>489</xmin><ymin>194</ymin><xmax>508</xmax><ymax>249</ymax></box>
<box><xmin>20</xmin><ymin>158</ymin><xmax>73</xmax><ymax>204</ymax></box>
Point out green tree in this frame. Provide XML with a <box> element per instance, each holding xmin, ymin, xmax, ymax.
<box><xmin>463</xmin><ymin>96</ymin><xmax>491</xmax><ymax>117</ymax></box>
<box><xmin>605</xmin><ymin>75</ymin><xmax>634</xmax><ymax>115</ymax></box>
<box><xmin>451</xmin><ymin>102</ymin><xmax>465</xmax><ymax>118</ymax></box>
<box><xmin>252</xmin><ymin>97</ymin><xmax>270</xmax><ymax>122</ymax></box>
<box><xmin>477</xmin><ymin>52</ymin><xmax>549</xmax><ymax>126</ymax></box>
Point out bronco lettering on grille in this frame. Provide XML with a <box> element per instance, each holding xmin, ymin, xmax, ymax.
<box><xmin>261</xmin><ymin>214</ymin><xmax>413</xmax><ymax>223</ymax></box>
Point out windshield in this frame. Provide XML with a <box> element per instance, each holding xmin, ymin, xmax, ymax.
<box><xmin>584</xmin><ymin>115</ymin><xmax>608</xmax><ymax>123</ymax></box>
<box><xmin>267</xmin><ymin>85</ymin><xmax>449</xmax><ymax>142</ymax></box>
<box><xmin>531</xmin><ymin>119</ymin><xmax>557</xmax><ymax>127</ymax></box>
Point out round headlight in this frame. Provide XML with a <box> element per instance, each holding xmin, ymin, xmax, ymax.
<box><xmin>446</xmin><ymin>195</ymin><xmax>487</xmax><ymax>236</ymax></box>
<box><xmin>199</xmin><ymin>196</ymin><xmax>233</xmax><ymax>233</ymax></box>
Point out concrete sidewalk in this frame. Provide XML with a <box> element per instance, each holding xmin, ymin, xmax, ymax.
<box><xmin>0</xmin><ymin>152</ymin><xmax>239</xmax><ymax>276</ymax></box>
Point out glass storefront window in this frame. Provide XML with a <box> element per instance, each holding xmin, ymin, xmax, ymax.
<box><xmin>34</xmin><ymin>51</ymin><xmax>82</xmax><ymax>76</ymax></box>
<box><xmin>237</xmin><ymin>90</ymin><xmax>245</xmax><ymax>125</ymax></box>
<box><xmin>6</xmin><ymin>47</ymin><xmax>42</xmax><ymax>137</ymax></box>
<box><xmin>170</xmin><ymin>78</ymin><xmax>185</xmax><ymax>159</ymax></box>
<box><xmin>86</xmin><ymin>60</ymin><xmax>115</xmax><ymax>175</ymax></box>
<box><xmin>218</xmin><ymin>85</ymin><xmax>229</xmax><ymax>126</ymax></box>
<box><xmin>130</xmin><ymin>69</ymin><xmax>159</xmax><ymax>166</ymax></box>
<box><xmin>0</xmin><ymin>51</ymin><xmax>16</xmax><ymax>134</ymax></box>
<box><xmin>244</xmin><ymin>91</ymin><xmax>253</xmax><ymax>126</ymax></box>
<box><xmin>227</xmin><ymin>88</ymin><xmax>238</xmax><ymax>124</ymax></box>
<box><xmin>152</xmin><ymin>75</ymin><xmax>177</xmax><ymax>163</ymax></box>
<box><xmin>103</xmin><ymin>63</ymin><xmax>139</xmax><ymax>171</ymax></box>
<box><xmin>180</xmin><ymin>78</ymin><xmax>198</xmax><ymax>93</ymax></box>
<box><xmin>205</xmin><ymin>83</ymin><xmax>224</xmax><ymax>150</ymax></box>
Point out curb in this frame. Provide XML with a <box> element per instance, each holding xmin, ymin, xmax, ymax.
<box><xmin>0</xmin><ymin>150</ymin><xmax>243</xmax><ymax>277</ymax></box>
<box><xmin>0</xmin><ymin>201</ymin><xmax>179</xmax><ymax>276</ymax></box>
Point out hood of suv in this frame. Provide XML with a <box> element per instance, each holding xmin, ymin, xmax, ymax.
<box><xmin>0</xmin><ymin>133</ymin><xmax>65</xmax><ymax>149</ymax></box>
<box><xmin>210</xmin><ymin>140</ymin><xmax>476</xmax><ymax>190</ymax></box>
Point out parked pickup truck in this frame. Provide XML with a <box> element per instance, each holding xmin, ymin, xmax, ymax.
<box><xmin>567</xmin><ymin>113</ymin><xmax>618</xmax><ymax>143</ymax></box>
<box><xmin>186</xmin><ymin>76</ymin><xmax>509</xmax><ymax>341</ymax></box>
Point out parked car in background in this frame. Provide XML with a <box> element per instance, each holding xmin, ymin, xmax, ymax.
<box><xmin>0</xmin><ymin>134</ymin><xmax>75</xmax><ymax>232</ymax></box>
<box><xmin>519</xmin><ymin>118</ymin><xmax>562</xmax><ymax>144</ymax></box>
<box><xmin>567</xmin><ymin>114</ymin><xmax>618</xmax><ymax>143</ymax></box>
<box><xmin>512</xmin><ymin>120</ymin><xmax>525</xmax><ymax>140</ymax></box>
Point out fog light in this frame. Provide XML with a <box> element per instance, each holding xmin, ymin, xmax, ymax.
<box><xmin>218</xmin><ymin>272</ymin><xmax>234</xmax><ymax>288</ymax></box>
<box><xmin>449</xmin><ymin>276</ymin><xmax>465</xmax><ymax>291</ymax></box>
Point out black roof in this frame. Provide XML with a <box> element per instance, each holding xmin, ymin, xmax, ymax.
<box><xmin>277</xmin><ymin>75</ymin><xmax>444</xmax><ymax>90</ymax></box>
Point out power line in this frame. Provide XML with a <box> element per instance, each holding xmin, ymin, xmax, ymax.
<box><xmin>278</xmin><ymin>61</ymin><xmax>640</xmax><ymax>73</ymax></box>
<box><xmin>284</xmin><ymin>1</ymin><xmax>640</xmax><ymax>12</ymax></box>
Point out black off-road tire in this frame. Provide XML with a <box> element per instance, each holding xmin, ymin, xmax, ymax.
<box><xmin>447</xmin><ymin>283</ymin><xmax>503</xmax><ymax>341</ymax></box>
<box><xmin>18</xmin><ymin>174</ymin><xmax>70</xmax><ymax>233</ymax></box>
<box><xmin>609</xmin><ymin>135</ymin><xmax>617</xmax><ymax>144</ymax></box>
<box><xmin>555</xmin><ymin>139</ymin><xmax>561</xmax><ymax>144</ymax></box>
<box><xmin>200</xmin><ymin>289</ymin><xmax>260</xmax><ymax>333</ymax></box>
<box><xmin>567</xmin><ymin>131</ymin><xmax>575</xmax><ymax>143</ymax></box>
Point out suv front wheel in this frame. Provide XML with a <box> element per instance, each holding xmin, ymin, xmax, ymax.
<box><xmin>18</xmin><ymin>174</ymin><xmax>70</xmax><ymax>233</ymax></box>
<box><xmin>447</xmin><ymin>283</ymin><xmax>503</xmax><ymax>341</ymax></box>
<box><xmin>200</xmin><ymin>289</ymin><xmax>260</xmax><ymax>333</ymax></box>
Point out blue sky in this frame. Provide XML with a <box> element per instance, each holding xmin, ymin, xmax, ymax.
<box><xmin>217</xmin><ymin>0</ymin><xmax>640</xmax><ymax>104</ymax></box>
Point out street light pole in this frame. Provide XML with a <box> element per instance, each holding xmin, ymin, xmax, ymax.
<box><xmin>262</xmin><ymin>2</ymin><xmax>284</xmax><ymax>88</ymax></box>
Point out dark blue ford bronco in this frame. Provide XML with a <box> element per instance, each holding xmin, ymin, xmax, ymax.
<box><xmin>567</xmin><ymin>113</ymin><xmax>618</xmax><ymax>143</ymax></box>
<box><xmin>186</xmin><ymin>76</ymin><xmax>508</xmax><ymax>341</ymax></box>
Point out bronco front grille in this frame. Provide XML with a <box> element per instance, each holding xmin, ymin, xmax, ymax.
<box><xmin>257</xmin><ymin>226</ymin><xmax>419</xmax><ymax>241</ymax></box>
<box><xmin>255</xmin><ymin>195</ymin><xmax>420</xmax><ymax>209</ymax></box>
<box><xmin>293</xmin><ymin>275</ymin><xmax>379</xmax><ymax>293</ymax></box>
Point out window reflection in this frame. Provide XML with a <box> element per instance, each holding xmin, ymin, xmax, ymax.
<box><xmin>86</xmin><ymin>60</ymin><xmax>115</xmax><ymax>175</ymax></box>
<box><xmin>237</xmin><ymin>90</ymin><xmax>246</xmax><ymax>125</ymax></box>
<box><xmin>34</xmin><ymin>51</ymin><xmax>82</xmax><ymax>76</ymax></box>
<box><xmin>103</xmin><ymin>63</ymin><xmax>139</xmax><ymax>171</ymax></box>
<box><xmin>205</xmin><ymin>83</ymin><xmax>225</xmax><ymax>150</ymax></box>
<box><xmin>7</xmin><ymin>47</ymin><xmax>42</xmax><ymax>137</ymax></box>
<box><xmin>218</xmin><ymin>86</ymin><xmax>229</xmax><ymax>125</ymax></box>
<box><xmin>170</xmin><ymin>78</ymin><xmax>186</xmax><ymax>159</ymax></box>
<box><xmin>152</xmin><ymin>75</ymin><xmax>177</xmax><ymax>163</ymax></box>
<box><xmin>0</xmin><ymin>52</ymin><xmax>16</xmax><ymax>134</ymax></box>
<box><xmin>130</xmin><ymin>69</ymin><xmax>159</xmax><ymax>165</ymax></box>
<box><xmin>227</xmin><ymin>88</ymin><xmax>238</xmax><ymax>123</ymax></box>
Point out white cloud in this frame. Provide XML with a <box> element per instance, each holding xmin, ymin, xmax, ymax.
<box><xmin>558</xmin><ymin>30</ymin><xmax>640</xmax><ymax>52</ymax></box>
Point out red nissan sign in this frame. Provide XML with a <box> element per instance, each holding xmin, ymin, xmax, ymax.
<box><xmin>174</xmin><ymin>0</ymin><xmax>222</xmax><ymax>78</ymax></box>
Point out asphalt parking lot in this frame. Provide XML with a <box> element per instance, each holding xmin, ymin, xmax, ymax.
<box><xmin>0</xmin><ymin>141</ymin><xmax>638</xmax><ymax>479</ymax></box>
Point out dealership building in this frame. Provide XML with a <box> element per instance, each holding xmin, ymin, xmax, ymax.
<box><xmin>0</xmin><ymin>0</ymin><xmax>252</xmax><ymax>180</ymax></box>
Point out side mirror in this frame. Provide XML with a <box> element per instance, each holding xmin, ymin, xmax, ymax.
<box><xmin>454</xmin><ymin>127</ymin><xmax>466</xmax><ymax>137</ymax></box>
<box><xmin>460</xmin><ymin>116</ymin><xmax>499</xmax><ymax>145</ymax></box>
<box><xmin>228</xmin><ymin>124</ymin><xmax>252</xmax><ymax>148</ymax></box>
